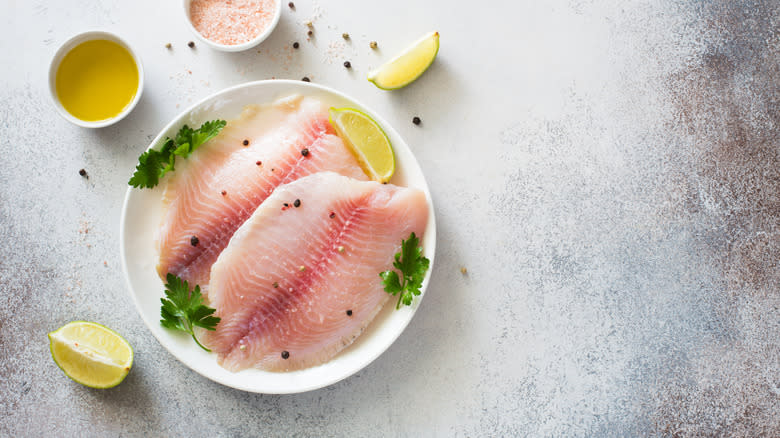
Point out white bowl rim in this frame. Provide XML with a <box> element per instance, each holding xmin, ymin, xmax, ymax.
<box><xmin>182</xmin><ymin>0</ymin><xmax>283</xmax><ymax>52</ymax></box>
<box><xmin>48</xmin><ymin>30</ymin><xmax>144</xmax><ymax>129</ymax></box>
<box><xmin>119</xmin><ymin>79</ymin><xmax>437</xmax><ymax>394</ymax></box>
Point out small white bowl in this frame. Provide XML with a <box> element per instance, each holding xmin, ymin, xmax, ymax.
<box><xmin>183</xmin><ymin>0</ymin><xmax>282</xmax><ymax>52</ymax></box>
<box><xmin>49</xmin><ymin>31</ymin><xmax>144</xmax><ymax>129</ymax></box>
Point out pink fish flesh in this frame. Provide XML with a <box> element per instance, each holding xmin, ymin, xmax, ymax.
<box><xmin>156</xmin><ymin>96</ymin><xmax>368</xmax><ymax>288</ymax></box>
<box><xmin>202</xmin><ymin>172</ymin><xmax>429</xmax><ymax>372</ymax></box>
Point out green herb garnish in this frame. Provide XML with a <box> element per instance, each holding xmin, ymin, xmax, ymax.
<box><xmin>160</xmin><ymin>273</ymin><xmax>220</xmax><ymax>352</ymax></box>
<box><xmin>129</xmin><ymin>120</ymin><xmax>226</xmax><ymax>188</ymax></box>
<box><xmin>379</xmin><ymin>232</ymin><xmax>430</xmax><ymax>309</ymax></box>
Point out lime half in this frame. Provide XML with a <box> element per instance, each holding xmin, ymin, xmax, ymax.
<box><xmin>368</xmin><ymin>31</ymin><xmax>439</xmax><ymax>90</ymax></box>
<box><xmin>48</xmin><ymin>321</ymin><xmax>133</xmax><ymax>389</ymax></box>
<box><xmin>329</xmin><ymin>107</ymin><xmax>395</xmax><ymax>183</ymax></box>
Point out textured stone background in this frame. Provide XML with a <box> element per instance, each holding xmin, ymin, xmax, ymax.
<box><xmin>1</xmin><ymin>0</ymin><xmax>778</xmax><ymax>436</ymax></box>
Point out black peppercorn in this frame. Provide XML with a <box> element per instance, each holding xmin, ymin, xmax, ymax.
<box><xmin>346</xmin><ymin>310</ymin><xmax>353</xmax><ymax>316</ymax></box>
<box><xmin>301</xmin><ymin>76</ymin><xmax>310</xmax><ymax>82</ymax></box>
<box><xmin>343</xmin><ymin>61</ymin><xmax>351</xmax><ymax>68</ymax></box>
<box><xmin>293</xmin><ymin>42</ymin><xmax>299</xmax><ymax>49</ymax></box>
<box><xmin>412</xmin><ymin>116</ymin><xmax>421</xmax><ymax>125</ymax></box>
<box><xmin>190</xmin><ymin>236</ymin><xmax>199</xmax><ymax>247</ymax></box>
<box><xmin>288</xmin><ymin>1</ymin><xmax>294</xmax><ymax>8</ymax></box>
<box><xmin>293</xmin><ymin>199</ymin><xmax>301</xmax><ymax>208</ymax></box>
<box><xmin>281</xmin><ymin>350</ymin><xmax>290</xmax><ymax>359</ymax></box>
<box><xmin>301</xmin><ymin>148</ymin><xmax>309</xmax><ymax>157</ymax></box>
<box><xmin>188</xmin><ymin>41</ymin><xmax>195</xmax><ymax>48</ymax></box>
<box><xmin>243</xmin><ymin>139</ymin><xmax>249</xmax><ymax>146</ymax></box>
<box><xmin>78</xmin><ymin>169</ymin><xmax>88</xmax><ymax>178</ymax></box>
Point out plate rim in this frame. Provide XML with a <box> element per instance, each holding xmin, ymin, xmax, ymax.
<box><xmin>119</xmin><ymin>79</ymin><xmax>436</xmax><ymax>394</ymax></box>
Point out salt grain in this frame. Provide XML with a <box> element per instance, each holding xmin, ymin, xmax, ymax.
<box><xmin>190</xmin><ymin>0</ymin><xmax>277</xmax><ymax>46</ymax></box>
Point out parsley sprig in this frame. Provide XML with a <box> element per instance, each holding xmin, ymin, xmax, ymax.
<box><xmin>380</xmin><ymin>232</ymin><xmax>430</xmax><ymax>309</ymax></box>
<box><xmin>129</xmin><ymin>120</ymin><xmax>226</xmax><ymax>189</ymax></box>
<box><xmin>160</xmin><ymin>273</ymin><xmax>220</xmax><ymax>352</ymax></box>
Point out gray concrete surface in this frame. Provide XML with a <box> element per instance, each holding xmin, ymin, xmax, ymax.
<box><xmin>1</xmin><ymin>0</ymin><xmax>779</xmax><ymax>436</ymax></box>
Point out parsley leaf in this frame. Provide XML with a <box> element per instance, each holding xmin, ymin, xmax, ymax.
<box><xmin>160</xmin><ymin>273</ymin><xmax>220</xmax><ymax>352</ymax></box>
<box><xmin>173</xmin><ymin>120</ymin><xmax>226</xmax><ymax>158</ymax></box>
<box><xmin>128</xmin><ymin>120</ymin><xmax>226</xmax><ymax>189</ymax></box>
<box><xmin>380</xmin><ymin>232</ymin><xmax>430</xmax><ymax>309</ymax></box>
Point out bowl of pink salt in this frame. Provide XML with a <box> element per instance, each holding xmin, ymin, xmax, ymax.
<box><xmin>184</xmin><ymin>0</ymin><xmax>282</xmax><ymax>52</ymax></box>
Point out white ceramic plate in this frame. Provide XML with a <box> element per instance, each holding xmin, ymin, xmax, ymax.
<box><xmin>120</xmin><ymin>80</ymin><xmax>436</xmax><ymax>394</ymax></box>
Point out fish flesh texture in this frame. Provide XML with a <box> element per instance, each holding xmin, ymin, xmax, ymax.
<box><xmin>202</xmin><ymin>172</ymin><xmax>429</xmax><ymax>372</ymax></box>
<box><xmin>156</xmin><ymin>96</ymin><xmax>367</xmax><ymax>288</ymax></box>
<box><xmin>203</xmin><ymin>172</ymin><xmax>428</xmax><ymax>371</ymax></box>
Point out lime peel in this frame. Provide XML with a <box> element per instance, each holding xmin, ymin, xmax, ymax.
<box><xmin>368</xmin><ymin>31</ymin><xmax>439</xmax><ymax>90</ymax></box>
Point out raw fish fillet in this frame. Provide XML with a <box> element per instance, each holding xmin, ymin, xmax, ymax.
<box><xmin>156</xmin><ymin>95</ymin><xmax>367</xmax><ymax>288</ymax></box>
<box><xmin>202</xmin><ymin>172</ymin><xmax>429</xmax><ymax>372</ymax></box>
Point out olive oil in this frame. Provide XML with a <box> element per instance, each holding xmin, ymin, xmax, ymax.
<box><xmin>56</xmin><ymin>39</ymin><xmax>138</xmax><ymax>122</ymax></box>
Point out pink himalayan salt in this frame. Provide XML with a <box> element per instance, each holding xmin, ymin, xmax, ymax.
<box><xmin>190</xmin><ymin>0</ymin><xmax>277</xmax><ymax>46</ymax></box>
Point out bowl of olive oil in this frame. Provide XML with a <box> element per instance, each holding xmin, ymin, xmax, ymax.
<box><xmin>49</xmin><ymin>31</ymin><xmax>144</xmax><ymax>128</ymax></box>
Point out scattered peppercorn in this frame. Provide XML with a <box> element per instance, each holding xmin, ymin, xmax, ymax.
<box><xmin>190</xmin><ymin>236</ymin><xmax>199</xmax><ymax>247</ymax></box>
<box><xmin>346</xmin><ymin>310</ymin><xmax>353</xmax><ymax>316</ymax></box>
<box><xmin>221</xmin><ymin>190</ymin><xmax>227</xmax><ymax>196</ymax></box>
<box><xmin>243</xmin><ymin>139</ymin><xmax>249</xmax><ymax>146</ymax></box>
<box><xmin>273</xmin><ymin>281</ymin><xmax>279</xmax><ymax>288</ymax></box>
<box><xmin>307</xmin><ymin>30</ymin><xmax>313</xmax><ymax>37</ymax></box>
<box><xmin>412</xmin><ymin>116</ymin><xmax>421</xmax><ymax>125</ymax></box>
<box><xmin>165</xmin><ymin>43</ymin><xmax>172</xmax><ymax>49</ymax></box>
<box><xmin>293</xmin><ymin>199</ymin><xmax>301</xmax><ymax>208</ymax></box>
<box><xmin>256</xmin><ymin>160</ymin><xmax>262</xmax><ymax>166</ymax></box>
<box><xmin>281</xmin><ymin>350</ymin><xmax>290</xmax><ymax>359</ymax></box>
<box><xmin>78</xmin><ymin>169</ymin><xmax>88</xmax><ymax>178</ymax></box>
<box><xmin>288</xmin><ymin>1</ymin><xmax>294</xmax><ymax>8</ymax></box>
<box><xmin>329</xmin><ymin>212</ymin><xmax>336</xmax><ymax>219</ymax></box>
<box><xmin>369</xmin><ymin>41</ymin><xmax>378</xmax><ymax>49</ymax></box>
<box><xmin>271</xmin><ymin>168</ymin><xmax>275</xmax><ymax>172</ymax></box>
<box><xmin>342</xmin><ymin>32</ymin><xmax>350</xmax><ymax>40</ymax></box>
<box><xmin>343</xmin><ymin>61</ymin><xmax>351</xmax><ymax>69</ymax></box>
<box><xmin>293</xmin><ymin>42</ymin><xmax>299</xmax><ymax>49</ymax></box>
<box><xmin>301</xmin><ymin>76</ymin><xmax>310</xmax><ymax>82</ymax></box>
<box><xmin>188</xmin><ymin>41</ymin><xmax>195</xmax><ymax>48</ymax></box>
<box><xmin>301</xmin><ymin>148</ymin><xmax>309</xmax><ymax>157</ymax></box>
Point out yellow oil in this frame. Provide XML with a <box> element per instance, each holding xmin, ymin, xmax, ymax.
<box><xmin>56</xmin><ymin>39</ymin><xmax>139</xmax><ymax>122</ymax></box>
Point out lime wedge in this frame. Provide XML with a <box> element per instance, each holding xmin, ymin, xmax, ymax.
<box><xmin>368</xmin><ymin>31</ymin><xmax>439</xmax><ymax>90</ymax></box>
<box><xmin>48</xmin><ymin>321</ymin><xmax>133</xmax><ymax>389</ymax></box>
<box><xmin>329</xmin><ymin>107</ymin><xmax>395</xmax><ymax>183</ymax></box>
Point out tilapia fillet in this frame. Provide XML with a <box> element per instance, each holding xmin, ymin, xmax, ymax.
<box><xmin>156</xmin><ymin>95</ymin><xmax>367</xmax><ymax>288</ymax></box>
<box><xmin>202</xmin><ymin>172</ymin><xmax>429</xmax><ymax>372</ymax></box>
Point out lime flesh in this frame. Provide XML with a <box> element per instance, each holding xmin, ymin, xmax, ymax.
<box><xmin>48</xmin><ymin>321</ymin><xmax>133</xmax><ymax>389</ymax></box>
<box><xmin>329</xmin><ymin>107</ymin><xmax>395</xmax><ymax>183</ymax></box>
<box><xmin>368</xmin><ymin>31</ymin><xmax>439</xmax><ymax>90</ymax></box>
